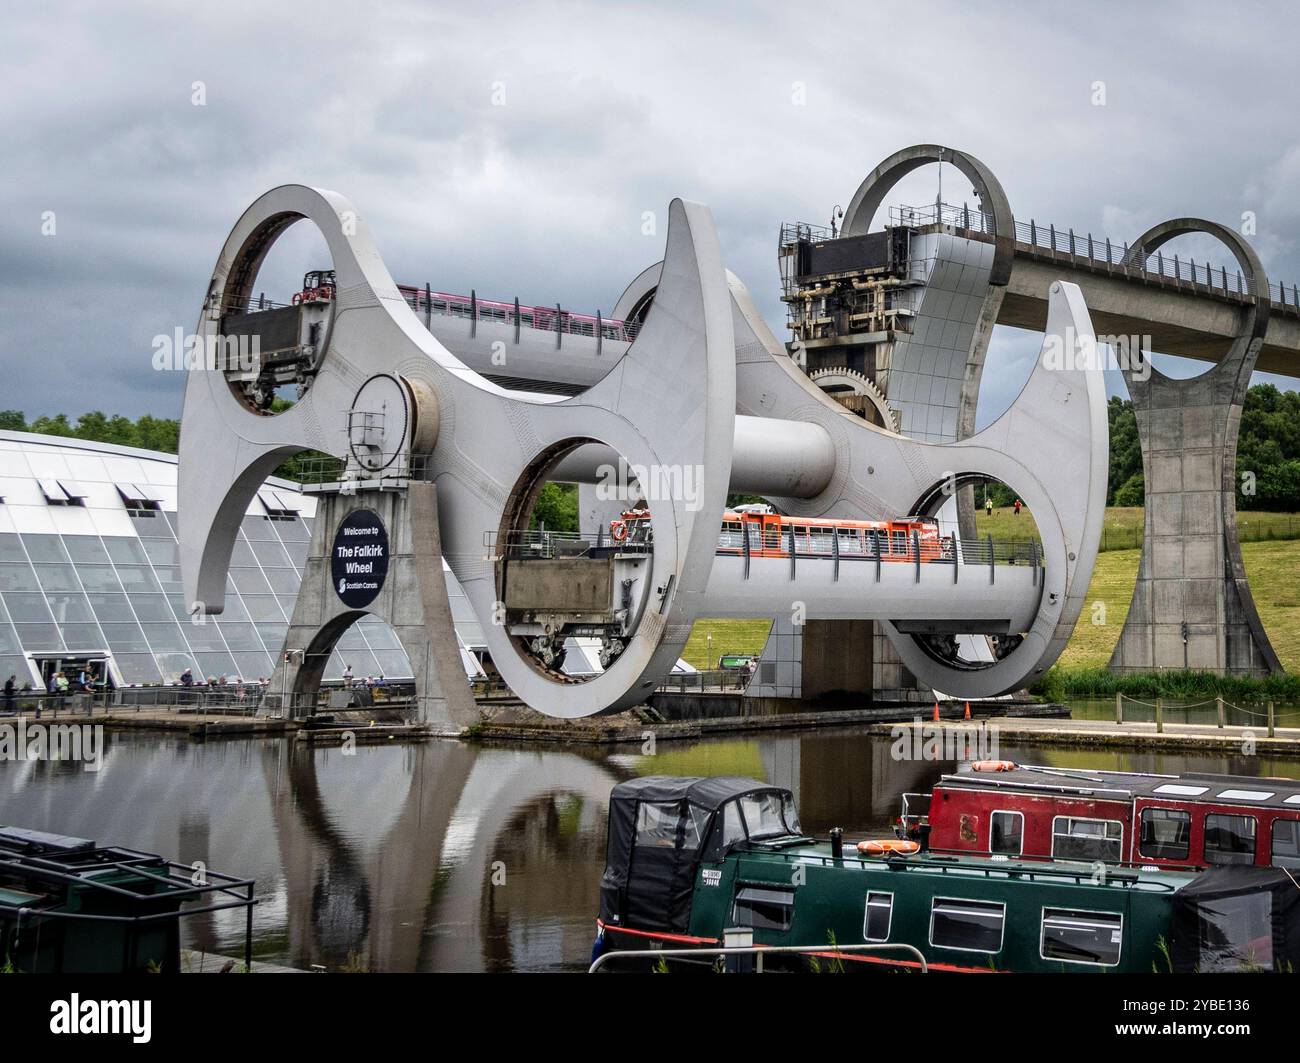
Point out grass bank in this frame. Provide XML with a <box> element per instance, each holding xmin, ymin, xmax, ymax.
<box><xmin>974</xmin><ymin>506</ymin><xmax>1300</xmax><ymax>553</ymax></box>
<box><xmin>1030</xmin><ymin>667</ymin><xmax>1300</xmax><ymax>703</ymax></box>
<box><xmin>681</xmin><ymin>539</ymin><xmax>1298</xmax><ymax>684</ymax></box>
<box><xmin>1059</xmin><ymin>539</ymin><xmax>1299</xmax><ymax>671</ymax></box>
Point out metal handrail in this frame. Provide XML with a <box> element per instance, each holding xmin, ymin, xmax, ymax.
<box><xmin>739</xmin><ymin>844</ymin><xmax>1186</xmax><ymax>889</ymax></box>
<box><xmin>395</xmin><ymin>285</ymin><xmax>641</xmax><ymax>341</ymax></box>
<box><xmin>859</xmin><ymin>200</ymin><xmax>1300</xmax><ymax>309</ymax></box>
<box><xmin>287</xmin><ymin>453</ymin><xmax>435</xmax><ymax>485</ymax></box>
<box><xmin>0</xmin><ymin>844</ymin><xmax>259</xmax><ymax>971</ymax></box>
<box><xmin>588</xmin><ymin>941</ymin><xmax>929</xmax><ymax>974</ymax></box>
<box><xmin>488</xmin><ymin>525</ymin><xmax>1043</xmax><ymax>567</ymax></box>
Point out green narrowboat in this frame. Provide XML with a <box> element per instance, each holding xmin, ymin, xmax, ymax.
<box><xmin>595</xmin><ymin>777</ymin><xmax>1300</xmax><ymax>973</ymax></box>
<box><xmin>0</xmin><ymin>825</ymin><xmax>257</xmax><ymax>974</ymax></box>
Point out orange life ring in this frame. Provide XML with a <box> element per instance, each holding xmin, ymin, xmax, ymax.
<box><xmin>291</xmin><ymin>292</ymin><xmax>303</xmax><ymax>305</ymax></box>
<box><xmin>971</xmin><ymin>760</ymin><xmax>1017</xmax><ymax>773</ymax></box>
<box><xmin>610</xmin><ymin>520</ymin><xmax>629</xmax><ymax>542</ymax></box>
<box><xmin>857</xmin><ymin>839</ymin><xmax>920</xmax><ymax>856</ymax></box>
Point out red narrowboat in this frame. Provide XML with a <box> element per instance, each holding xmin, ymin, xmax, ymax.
<box><xmin>899</xmin><ymin>763</ymin><xmax>1300</xmax><ymax>871</ymax></box>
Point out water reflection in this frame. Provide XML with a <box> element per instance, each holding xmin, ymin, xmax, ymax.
<box><xmin>1</xmin><ymin>725</ymin><xmax>1296</xmax><ymax>972</ymax></box>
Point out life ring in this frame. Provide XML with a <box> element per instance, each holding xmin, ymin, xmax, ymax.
<box><xmin>291</xmin><ymin>292</ymin><xmax>303</xmax><ymax>305</ymax></box>
<box><xmin>858</xmin><ymin>839</ymin><xmax>920</xmax><ymax>856</ymax></box>
<box><xmin>971</xmin><ymin>760</ymin><xmax>1017</xmax><ymax>773</ymax></box>
<box><xmin>610</xmin><ymin>520</ymin><xmax>629</xmax><ymax>542</ymax></box>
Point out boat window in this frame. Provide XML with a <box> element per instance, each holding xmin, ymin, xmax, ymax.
<box><xmin>739</xmin><ymin>792</ymin><xmax>790</xmax><ymax>840</ymax></box>
<box><xmin>809</xmin><ymin>526</ymin><xmax>834</xmax><ymax>553</ymax></box>
<box><xmin>635</xmin><ymin>802</ymin><xmax>682</xmax><ymax>848</ymax></box>
<box><xmin>732</xmin><ymin>886</ymin><xmax>795</xmax><ymax>932</ymax></box>
<box><xmin>682</xmin><ymin>804</ymin><xmax>711</xmax><ymax>851</ymax></box>
<box><xmin>1139</xmin><ymin>808</ymin><xmax>1191</xmax><ymax>861</ymax></box>
<box><xmin>1153</xmin><ymin>783</ymin><xmax>1209</xmax><ymax>797</ymax></box>
<box><xmin>704</xmin><ymin>799</ymin><xmax>748</xmax><ymax>861</ymax></box>
<box><xmin>1216</xmin><ymin>789</ymin><xmax>1274</xmax><ymax>802</ymax></box>
<box><xmin>1051</xmin><ymin>817</ymin><xmax>1123</xmax><ymax>862</ymax></box>
<box><xmin>1286</xmin><ymin>796</ymin><xmax>1300</xmax><ymax>806</ymax></box>
<box><xmin>929</xmin><ymin>897</ymin><xmax>1005</xmax><ymax>953</ymax></box>
<box><xmin>1204</xmin><ymin>814</ymin><xmax>1257</xmax><ymax>866</ymax></box>
<box><xmin>863</xmin><ymin>892</ymin><xmax>893</xmax><ymax>942</ymax></box>
<box><xmin>782</xmin><ymin>794</ymin><xmax>802</xmax><ymax>836</ymax></box>
<box><xmin>1270</xmin><ymin>819</ymin><xmax>1300</xmax><ymax>869</ymax></box>
<box><xmin>837</xmin><ymin>527</ymin><xmax>862</xmax><ymax>554</ymax></box>
<box><xmin>891</xmin><ymin>530</ymin><xmax>907</xmax><ymax>554</ymax></box>
<box><xmin>1191</xmin><ymin>892</ymin><xmax>1274</xmax><ymax>972</ymax></box>
<box><xmin>1040</xmin><ymin>908</ymin><xmax>1123</xmax><ymax>967</ymax></box>
<box><xmin>990</xmin><ymin>810</ymin><xmax>1023</xmax><ymax>855</ymax></box>
<box><xmin>718</xmin><ymin>521</ymin><xmax>744</xmax><ymax>550</ymax></box>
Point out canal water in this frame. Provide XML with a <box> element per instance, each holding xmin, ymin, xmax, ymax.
<box><xmin>3</xmin><ymin>715</ymin><xmax>1297</xmax><ymax>972</ymax></box>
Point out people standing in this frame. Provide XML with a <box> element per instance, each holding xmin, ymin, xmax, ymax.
<box><xmin>1013</xmin><ymin>499</ymin><xmax>1022</xmax><ymax>516</ymax></box>
<box><xmin>3</xmin><ymin>674</ymin><xmax>15</xmax><ymax>714</ymax></box>
<box><xmin>985</xmin><ymin>496</ymin><xmax>993</xmax><ymax>517</ymax></box>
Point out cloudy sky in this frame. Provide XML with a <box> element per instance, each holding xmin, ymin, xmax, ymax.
<box><xmin>3</xmin><ymin>0</ymin><xmax>1299</xmax><ymax>426</ymax></box>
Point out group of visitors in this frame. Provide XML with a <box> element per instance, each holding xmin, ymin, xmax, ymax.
<box><xmin>2</xmin><ymin>674</ymin><xmax>22</xmax><ymax>713</ymax></box>
<box><xmin>1</xmin><ymin>668</ymin><xmax>99</xmax><ymax>713</ymax></box>
<box><xmin>177</xmin><ymin>667</ymin><xmax>267</xmax><ymax>689</ymax></box>
<box><xmin>984</xmin><ymin>497</ymin><xmax>1025</xmax><ymax>516</ymax></box>
<box><xmin>342</xmin><ymin>664</ymin><xmax>386</xmax><ymax>690</ymax></box>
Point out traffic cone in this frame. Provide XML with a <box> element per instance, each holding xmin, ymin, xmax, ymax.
<box><xmin>932</xmin><ymin>701</ymin><xmax>940</xmax><ymax>722</ymax></box>
<box><xmin>964</xmin><ymin>702</ymin><xmax>971</xmax><ymax>720</ymax></box>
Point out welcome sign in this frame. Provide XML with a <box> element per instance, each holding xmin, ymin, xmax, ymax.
<box><xmin>330</xmin><ymin>508</ymin><xmax>389</xmax><ymax>608</ymax></box>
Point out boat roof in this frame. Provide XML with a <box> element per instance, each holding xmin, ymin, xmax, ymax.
<box><xmin>737</xmin><ymin>840</ymin><xmax>1203</xmax><ymax>892</ymax></box>
<box><xmin>935</xmin><ymin>765</ymin><xmax>1300</xmax><ymax>809</ymax></box>
<box><xmin>609</xmin><ymin>776</ymin><xmax>789</xmax><ymax>812</ymax></box>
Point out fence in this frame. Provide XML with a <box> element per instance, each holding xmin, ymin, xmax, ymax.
<box><xmin>589</xmin><ymin>941</ymin><xmax>929</xmax><ymax>974</ymax></box>
<box><xmin>888</xmin><ymin>201</ymin><xmax>1300</xmax><ymax>308</ymax></box>
<box><xmin>1099</xmin><ymin>517</ymin><xmax>1300</xmax><ymax>553</ymax></box>
<box><xmin>0</xmin><ymin>682</ymin><xmax>417</xmax><ymax>720</ymax></box>
<box><xmin>655</xmin><ymin>669</ymin><xmax>751</xmax><ymax>695</ymax></box>
<box><xmin>394</xmin><ymin>285</ymin><xmax>641</xmax><ymax>343</ymax></box>
<box><xmin>1110</xmin><ymin>692</ymin><xmax>1300</xmax><ymax>736</ymax></box>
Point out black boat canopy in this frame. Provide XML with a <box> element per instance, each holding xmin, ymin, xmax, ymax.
<box><xmin>1172</xmin><ymin>866</ymin><xmax>1300</xmax><ymax>972</ymax></box>
<box><xmin>600</xmin><ymin>776</ymin><xmax>801</xmax><ymax>934</ymax></box>
<box><xmin>608</xmin><ymin>775</ymin><xmax>786</xmax><ymax>812</ymax></box>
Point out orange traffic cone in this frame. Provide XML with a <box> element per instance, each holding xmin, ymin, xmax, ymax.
<box><xmin>964</xmin><ymin>702</ymin><xmax>972</xmax><ymax>720</ymax></box>
<box><xmin>932</xmin><ymin>701</ymin><xmax>940</xmax><ymax>722</ymax></box>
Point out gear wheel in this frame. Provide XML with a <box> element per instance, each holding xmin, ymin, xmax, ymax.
<box><xmin>808</xmin><ymin>367</ymin><xmax>901</xmax><ymax>432</ymax></box>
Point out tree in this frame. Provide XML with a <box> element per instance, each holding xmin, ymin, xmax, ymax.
<box><xmin>0</xmin><ymin>410</ymin><xmax>27</xmax><ymax>431</ymax></box>
<box><xmin>1113</xmin><ymin>472</ymin><xmax>1145</xmax><ymax>507</ymax></box>
<box><xmin>530</xmin><ymin>482</ymin><xmax>578</xmax><ymax>532</ymax></box>
<box><xmin>1237</xmin><ymin>383</ymin><xmax>1300</xmax><ymax>510</ymax></box>
<box><xmin>1106</xmin><ymin>397</ymin><xmax>1143</xmax><ymax>506</ymax></box>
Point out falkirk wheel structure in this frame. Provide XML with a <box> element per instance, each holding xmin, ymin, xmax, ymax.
<box><xmin>178</xmin><ymin>168</ymin><xmax>1110</xmax><ymax>727</ymax></box>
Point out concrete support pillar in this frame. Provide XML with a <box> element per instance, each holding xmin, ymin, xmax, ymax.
<box><xmin>1110</xmin><ymin>219</ymin><xmax>1282</xmax><ymax>677</ymax></box>
<box><xmin>269</xmin><ymin>482</ymin><xmax>478</xmax><ymax>728</ymax></box>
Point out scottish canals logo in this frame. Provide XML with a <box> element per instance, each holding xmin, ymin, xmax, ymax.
<box><xmin>331</xmin><ymin>508</ymin><xmax>389</xmax><ymax>608</ymax></box>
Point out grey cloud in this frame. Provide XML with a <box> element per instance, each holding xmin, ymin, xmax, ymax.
<box><xmin>1</xmin><ymin>0</ymin><xmax>1297</xmax><ymax>422</ymax></box>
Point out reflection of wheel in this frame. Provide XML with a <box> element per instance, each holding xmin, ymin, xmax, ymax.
<box><xmin>809</xmin><ymin>368</ymin><xmax>900</xmax><ymax>432</ymax></box>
